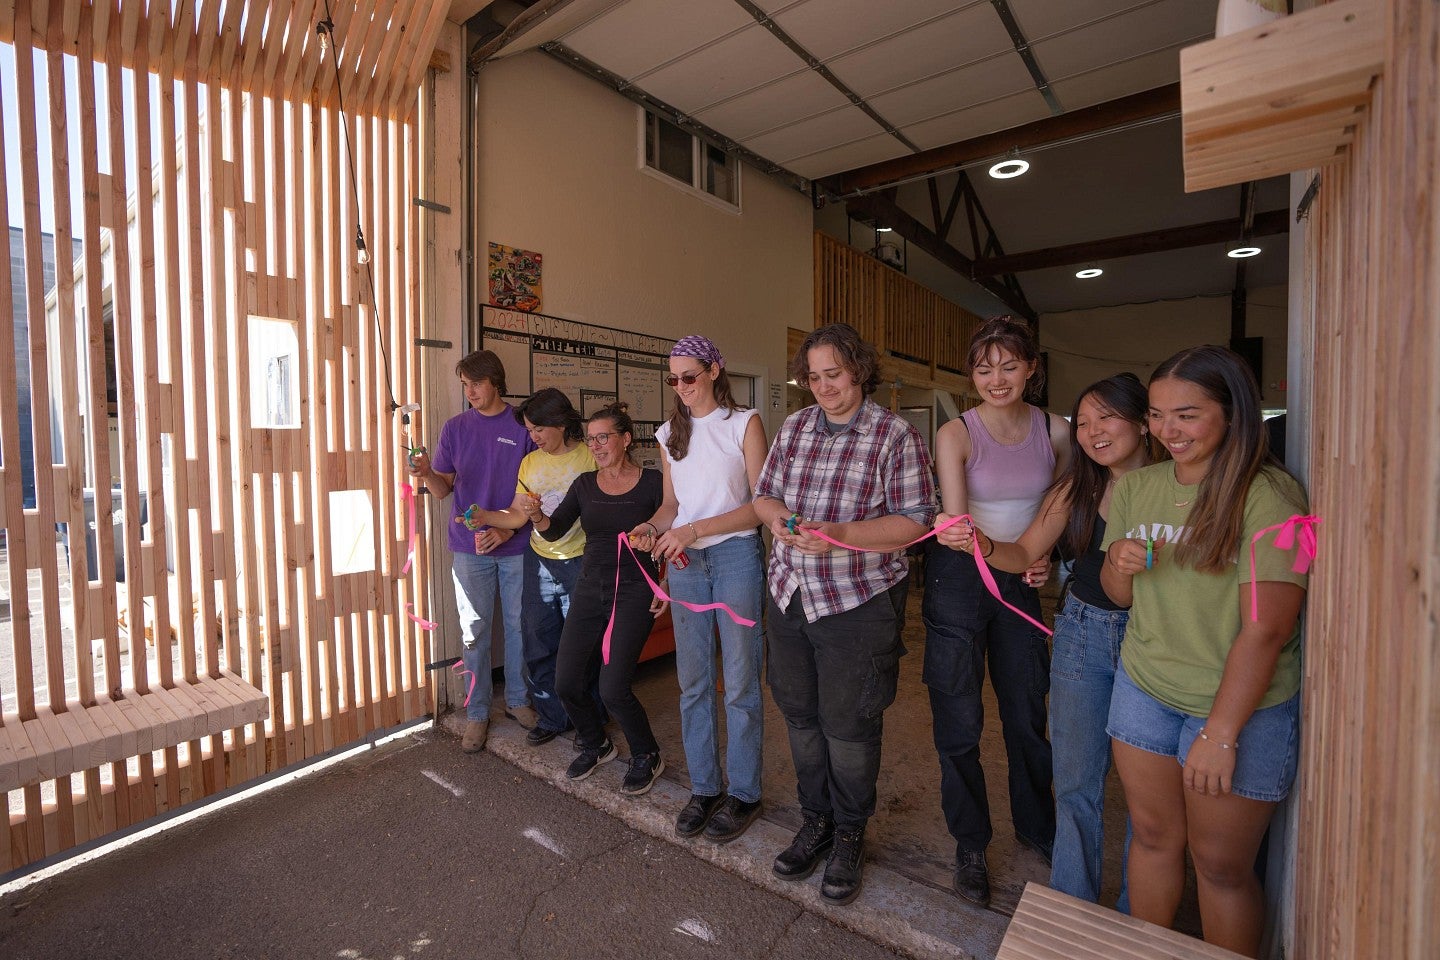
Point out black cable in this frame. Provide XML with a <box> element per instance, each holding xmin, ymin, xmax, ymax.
<box><xmin>319</xmin><ymin>1</ymin><xmax>399</xmax><ymax>412</ymax></box>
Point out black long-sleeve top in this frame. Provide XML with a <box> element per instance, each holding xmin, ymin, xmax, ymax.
<box><xmin>541</xmin><ymin>469</ymin><xmax>664</xmax><ymax>583</ymax></box>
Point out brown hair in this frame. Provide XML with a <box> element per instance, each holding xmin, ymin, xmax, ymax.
<box><xmin>456</xmin><ymin>349</ymin><xmax>507</xmax><ymax>395</ymax></box>
<box><xmin>589</xmin><ymin>401</ymin><xmax>638</xmax><ymax>467</ymax></box>
<box><xmin>965</xmin><ymin>315</ymin><xmax>1045</xmax><ymax>402</ymax></box>
<box><xmin>788</xmin><ymin>323</ymin><xmax>881</xmax><ymax>396</ymax></box>
<box><xmin>663</xmin><ymin>362</ymin><xmax>746</xmax><ymax>462</ymax></box>
<box><xmin>1150</xmin><ymin>345</ymin><xmax>1299</xmax><ymax>573</ymax></box>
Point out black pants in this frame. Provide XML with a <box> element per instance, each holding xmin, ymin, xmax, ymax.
<box><xmin>555</xmin><ymin>573</ymin><xmax>659</xmax><ymax>756</ymax></box>
<box><xmin>922</xmin><ymin>541</ymin><xmax>1055</xmax><ymax>858</ymax></box>
<box><xmin>766</xmin><ymin>584</ymin><xmax>906</xmax><ymax>828</ymax></box>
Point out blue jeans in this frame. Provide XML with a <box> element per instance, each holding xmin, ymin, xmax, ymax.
<box><xmin>922</xmin><ymin>541</ymin><xmax>1054</xmax><ymax>859</ymax></box>
<box><xmin>522</xmin><ymin>551</ymin><xmax>583</xmax><ymax>733</ymax></box>
<box><xmin>670</xmin><ymin>535</ymin><xmax>765</xmax><ymax>803</ymax></box>
<box><xmin>452</xmin><ymin>551</ymin><xmax>527</xmax><ymax>721</ymax></box>
<box><xmin>1049</xmin><ymin>592</ymin><xmax>1129</xmax><ymax>905</ymax></box>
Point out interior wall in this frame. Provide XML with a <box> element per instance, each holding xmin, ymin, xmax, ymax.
<box><xmin>467</xmin><ymin>49</ymin><xmax>815</xmax><ymax>437</ymax></box>
<box><xmin>1038</xmin><ymin>284</ymin><xmax>1289</xmax><ymax>414</ymax></box>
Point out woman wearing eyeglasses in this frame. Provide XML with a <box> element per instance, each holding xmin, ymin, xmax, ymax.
<box><xmin>628</xmin><ymin>336</ymin><xmax>769</xmax><ymax>843</ymax></box>
<box><xmin>521</xmin><ymin>402</ymin><xmax>670</xmax><ymax>794</ymax></box>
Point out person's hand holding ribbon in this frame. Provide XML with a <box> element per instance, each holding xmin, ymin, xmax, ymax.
<box><xmin>627</xmin><ymin>521</ymin><xmax>659</xmax><ymax>554</ymax></box>
<box><xmin>1107</xmin><ymin>536</ymin><xmax>1164</xmax><ymax>576</ymax></box>
<box><xmin>935</xmin><ymin>512</ymin><xmax>983</xmax><ymax>553</ymax></box>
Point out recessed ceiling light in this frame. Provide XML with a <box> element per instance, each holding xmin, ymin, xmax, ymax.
<box><xmin>1075</xmin><ymin>268</ymin><xmax>1103</xmax><ymax>279</ymax></box>
<box><xmin>1227</xmin><ymin>246</ymin><xmax>1262</xmax><ymax>258</ymax></box>
<box><xmin>988</xmin><ymin>158</ymin><xmax>1030</xmax><ymax>179</ymax></box>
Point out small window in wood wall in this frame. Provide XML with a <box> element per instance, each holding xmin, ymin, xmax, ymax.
<box><xmin>248</xmin><ymin>316</ymin><xmax>300</xmax><ymax>429</ymax></box>
<box><xmin>328</xmin><ymin>489</ymin><xmax>377</xmax><ymax>575</ymax></box>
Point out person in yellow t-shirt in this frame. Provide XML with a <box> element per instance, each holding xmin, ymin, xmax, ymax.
<box><xmin>467</xmin><ymin>388</ymin><xmax>600</xmax><ymax>745</ymax></box>
<box><xmin>1101</xmin><ymin>345</ymin><xmax>1308</xmax><ymax>958</ymax></box>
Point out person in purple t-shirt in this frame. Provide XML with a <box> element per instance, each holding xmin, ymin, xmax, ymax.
<box><xmin>409</xmin><ymin>350</ymin><xmax>537</xmax><ymax>753</ymax></box>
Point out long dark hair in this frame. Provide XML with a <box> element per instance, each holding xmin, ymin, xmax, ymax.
<box><xmin>1151</xmin><ymin>345</ymin><xmax>1297</xmax><ymax>573</ymax></box>
<box><xmin>590</xmin><ymin>401</ymin><xmax>638</xmax><ymax>467</ymax></box>
<box><xmin>1053</xmin><ymin>373</ymin><xmax>1160</xmax><ymax>558</ymax></box>
<box><xmin>515</xmin><ymin>387</ymin><xmax>583</xmax><ymax>442</ymax></box>
<box><xmin>664</xmin><ymin>362</ymin><xmax>746</xmax><ymax>462</ymax></box>
<box><xmin>965</xmin><ymin>315</ymin><xmax>1045</xmax><ymax>402</ymax></box>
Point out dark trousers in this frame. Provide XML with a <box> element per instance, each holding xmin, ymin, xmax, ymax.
<box><xmin>554</xmin><ymin>574</ymin><xmax>659</xmax><ymax>756</ymax></box>
<box><xmin>922</xmin><ymin>541</ymin><xmax>1055</xmax><ymax>858</ymax></box>
<box><xmin>522</xmin><ymin>551</ymin><xmax>607</xmax><ymax>732</ymax></box>
<box><xmin>766</xmin><ymin>584</ymin><xmax>906</xmax><ymax>828</ymax></box>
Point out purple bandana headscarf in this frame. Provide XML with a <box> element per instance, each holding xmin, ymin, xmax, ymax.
<box><xmin>671</xmin><ymin>335</ymin><xmax>725</xmax><ymax>369</ymax></box>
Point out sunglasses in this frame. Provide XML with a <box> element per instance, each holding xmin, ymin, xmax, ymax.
<box><xmin>583</xmin><ymin>432</ymin><xmax>616</xmax><ymax>446</ymax></box>
<box><xmin>664</xmin><ymin>371</ymin><xmax>705</xmax><ymax>388</ymax></box>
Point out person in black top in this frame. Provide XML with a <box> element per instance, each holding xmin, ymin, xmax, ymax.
<box><xmin>941</xmin><ymin>373</ymin><xmax>1160</xmax><ymax>906</ymax></box>
<box><xmin>522</xmin><ymin>402</ymin><xmax>669</xmax><ymax>794</ymax></box>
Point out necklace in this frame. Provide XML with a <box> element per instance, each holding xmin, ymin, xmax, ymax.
<box><xmin>1171</xmin><ymin>468</ymin><xmax>1196</xmax><ymax>508</ymax></box>
<box><xmin>982</xmin><ymin>411</ymin><xmax>1029</xmax><ymax>444</ymax></box>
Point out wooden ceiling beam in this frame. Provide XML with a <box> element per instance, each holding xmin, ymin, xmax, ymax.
<box><xmin>970</xmin><ymin>209</ymin><xmax>1290</xmax><ymax>278</ymax></box>
<box><xmin>835</xmin><ymin>83</ymin><xmax>1181</xmax><ymax>196</ymax></box>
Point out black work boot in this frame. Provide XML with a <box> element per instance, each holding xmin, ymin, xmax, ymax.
<box><xmin>953</xmin><ymin>849</ymin><xmax>991</xmax><ymax>907</ymax></box>
<box><xmin>772</xmin><ymin>810</ymin><xmax>834</xmax><ymax>880</ymax></box>
<box><xmin>820</xmin><ymin>823</ymin><xmax>866</xmax><ymax>905</ymax></box>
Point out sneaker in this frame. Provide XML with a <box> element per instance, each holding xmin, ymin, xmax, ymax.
<box><xmin>461</xmin><ymin>719</ymin><xmax>489</xmax><ymax>753</ymax></box>
<box><xmin>772</xmin><ymin>811</ymin><xmax>834</xmax><ymax>880</ymax></box>
<box><xmin>703</xmin><ymin>796</ymin><xmax>762</xmax><ymax>844</ymax></box>
<box><xmin>566</xmin><ymin>740</ymin><xmax>617</xmax><ymax>781</ymax></box>
<box><xmin>619</xmin><ymin>752</ymin><xmax>665</xmax><ymax>795</ymax></box>
<box><xmin>820</xmin><ymin>824</ymin><xmax>867</xmax><ymax>905</ymax></box>
<box><xmin>505</xmin><ymin>705</ymin><xmax>539</xmax><ymax>730</ymax></box>
<box><xmin>526</xmin><ymin>726</ymin><xmax>562</xmax><ymax>746</ymax></box>
<box><xmin>953</xmin><ymin>849</ymin><xmax>991</xmax><ymax>907</ymax></box>
<box><xmin>674</xmin><ymin>793</ymin><xmax>724</xmax><ymax>838</ymax></box>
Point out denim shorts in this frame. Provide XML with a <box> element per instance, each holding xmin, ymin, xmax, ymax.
<box><xmin>1107</xmin><ymin>661</ymin><xmax>1299</xmax><ymax>803</ymax></box>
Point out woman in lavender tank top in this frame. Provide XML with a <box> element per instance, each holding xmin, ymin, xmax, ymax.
<box><xmin>923</xmin><ymin>315</ymin><xmax>1072</xmax><ymax>907</ymax></box>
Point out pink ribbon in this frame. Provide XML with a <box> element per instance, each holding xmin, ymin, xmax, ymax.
<box><xmin>399</xmin><ymin>482</ymin><xmax>419</xmax><ymax>575</ymax></box>
<box><xmin>600</xmin><ymin>533</ymin><xmax>759</xmax><ymax>664</ymax></box>
<box><xmin>405</xmin><ymin>602</ymin><xmax>437</xmax><ymax>630</ymax></box>
<box><xmin>800</xmin><ymin>514</ymin><xmax>1053</xmax><ymax>637</ymax></box>
<box><xmin>450</xmin><ymin>660</ymin><xmax>477</xmax><ymax>708</ymax></box>
<box><xmin>1248</xmin><ymin>514</ymin><xmax>1321</xmax><ymax>622</ymax></box>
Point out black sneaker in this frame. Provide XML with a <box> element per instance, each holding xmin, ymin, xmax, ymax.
<box><xmin>953</xmin><ymin>849</ymin><xmax>991</xmax><ymax>907</ymax></box>
<box><xmin>566</xmin><ymin>740</ymin><xmax>616</xmax><ymax>781</ymax></box>
<box><xmin>820</xmin><ymin>824</ymin><xmax>866</xmax><ymax>905</ymax></box>
<box><xmin>772</xmin><ymin>810</ymin><xmax>834</xmax><ymax>880</ymax></box>
<box><xmin>703</xmin><ymin>796</ymin><xmax>762</xmax><ymax>844</ymax></box>
<box><xmin>526</xmin><ymin>726</ymin><xmax>562</xmax><ymax>746</ymax></box>
<box><xmin>619</xmin><ymin>752</ymin><xmax>665</xmax><ymax>795</ymax></box>
<box><xmin>674</xmin><ymin>793</ymin><xmax>724</xmax><ymax>837</ymax></box>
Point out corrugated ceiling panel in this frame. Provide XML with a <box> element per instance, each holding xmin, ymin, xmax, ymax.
<box><xmin>1028</xmin><ymin>0</ymin><xmax>1210</xmax><ymax>82</ymax></box>
<box><xmin>560</xmin><ymin>0</ymin><xmax>753</xmax><ymax>81</ymax></box>
<box><xmin>694</xmin><ymin>70</ymin><xmax>852</xmax><ymax>142</ymax></box>
<box><xmin>742</xmin><ymin>105</ymin><xmax>885</xmax><ymax>163</ymax></box>
<box><xmin>638</xmin><ymin>24</ymin><xmax>802</xmax><ymax>113</ymax></box>
<box><xmin>867</xmin><ymin>52</ymin><xmax>1036</xmax><ymax>128</ymax></box>
<box><xmin>899</xmin><ymin>89</ymin><xmax>1052</xmax><ymax>152</ymax></box>
<box><xmin>825</xmin><ymin>3</ymin><xmax>1011</xmax><ymax>98</ymax></box>
<box><xmin>784</xmin><ymin>134</ymin><xmax>911</xmax><ymax>180</ymax></box>
<box><xmin>1045</xmin><ymin>48</ymin><xmax>1181</xmax><ymax>113</ymax></box>
<box><xmin>1007</xmin><ymin>0</ymin><xmax>1173</xmax><ymax>41</ymax></box>
<box><xmin>771</xmin><ymin>0</ymin><xmax>979</xmax><ymax>63</ymax></box>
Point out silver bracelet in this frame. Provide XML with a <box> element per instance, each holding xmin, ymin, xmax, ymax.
<box><xmin>1197</xmin><ymin>727</ymin><xmax>1238</xmax><ymax>750</ymax></box>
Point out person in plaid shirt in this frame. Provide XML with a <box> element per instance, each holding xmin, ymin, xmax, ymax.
<box><xmin>753</xmin><ymin>323</ymin><xmax>935</xmax><ymax>906</ymax></box>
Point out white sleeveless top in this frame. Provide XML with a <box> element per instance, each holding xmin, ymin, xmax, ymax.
<box><xmin>656</xmin><ymin>407</ymin><xmax>760</xmax><ymax>550</ymax></box>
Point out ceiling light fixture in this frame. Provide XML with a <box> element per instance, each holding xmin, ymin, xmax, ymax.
<box><xmin>1075</xmin><ymin>268</ymin><xmax>1103</xmax><ymax>279</ymax></box>
<box><xmin>1227</xmin><ymin>245</ymin><xmax>1262</xmax><ymax>258</ymax></box>
<box><xmin>875</xmin><ymin>226</ymin><xmax>893</xmax><ymax>233</ymax></box>
<box><xmin>988</xmin><ymin>157</ymin><xmax>1029</xmax><ymax>179</ymax></box>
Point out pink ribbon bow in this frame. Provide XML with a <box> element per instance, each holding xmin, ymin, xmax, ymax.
<box><xmin>601</xmin><ymin>533</ymin><xmax>759</xmax><ymax>664</ymax></box>
<box><xmin>1248</xmin><ymin>514</ymin><xmax>1321</xmax><ymax>621</ymax></box>
<box><xmin>798</xmin><ymin>514</ymin><xmax>1053</xmax><ymax>637</ymax></box>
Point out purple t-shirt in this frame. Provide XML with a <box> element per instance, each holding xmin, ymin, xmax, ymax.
<box><xmin>431</xmin><ymin>405</ymin><xmax>536</xmax><ymax>556</ymax></box>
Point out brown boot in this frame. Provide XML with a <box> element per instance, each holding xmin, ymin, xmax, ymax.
<box><xmin>461</xmin><ymin>719</ymin><xmax>489</xmax><ymax>753</ymax></box>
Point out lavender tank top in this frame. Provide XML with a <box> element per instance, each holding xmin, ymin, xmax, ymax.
<box><xmin>962</xmin><ymin>405</ymin><xmax>1055</xmax><ymax>542</ymax></box>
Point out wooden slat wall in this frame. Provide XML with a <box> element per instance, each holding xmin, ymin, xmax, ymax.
<box><xmin>1294</xmin><ymin>1</ymin><xmax>1438</xmax><ymax>956</ymax></box>
<box><xmin>813</xmin><ymin>231</ymin><xmax>980</xmax><ymax>383</ymax></box>
<box><xmin>0</xmin><ymin>0</ymin><xmax>442</xmax><ymax>871</ymax></box>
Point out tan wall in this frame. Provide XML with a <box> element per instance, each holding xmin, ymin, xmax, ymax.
<box><xmin>465</xmin><ymin>50</ymin><xmax>814</xmax><ymax>435</ymax></box>
<box><xmin>1039</xmin><ymin>284</ymin><xmax>1289</xmax><ymax>414</ymax></box>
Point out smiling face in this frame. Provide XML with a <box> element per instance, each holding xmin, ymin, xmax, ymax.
<box><xmin>1074</xmin><ymin>393</ymin><xmax>1148</xmax><ymax>472</ymax></box>
<box><xmin>804</xmin><ymin>344</ymin><xmax>863</xmax><ymax>423</ymax></box>
<box><xmin>460</xmin><ymin>375</ymin><xmax>502</xmax><ymax>414</ymax></box>
<box><xmin>524</xmin><ymin>418</ymin><xmax>567</xmax><ymax>455</ymax></box>
<box><xmin>1148</xmin><ymin>376</ymin><xmax>1229</xmax><ymax>482</ymax></box>
<box><xmin>668</xmin><ymin>357</ymin><xmax>719</xmax><ymax>414</ymax></box>
<box><xmin>585</xmin><ymin>417</ymin><xmax>630</xmax><ymax>470</ymax></box>
<box><xmin>971</xmin><ymin>346</ymin><xmax>1036</xmax><ymax>409</ymax></box>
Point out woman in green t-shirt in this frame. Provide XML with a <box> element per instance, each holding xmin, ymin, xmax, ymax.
<box><xmin>1100</xmin><ymin>346</ymin><xmax>1307</xmax><ymax>957</ymax></box>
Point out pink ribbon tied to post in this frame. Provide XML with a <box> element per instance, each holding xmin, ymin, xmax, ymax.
<box><xmin>399</xmin><ymin>482</ymin><xmax>420</xmax><ymax>575</ymax></box>
<box><xmin>600</xmin><ymin>533</ymin><xmax>759</xmax><ymax>664</ymax></box>
<box><xmin>799</xmin><ymin>514</ymin><xmax>1053</xmax><ymax>637</ymax></box>
<box><xmin>1248</xmin><ymin>514</ymin><xmax>1321</xmax><ymax>622</ymax></box>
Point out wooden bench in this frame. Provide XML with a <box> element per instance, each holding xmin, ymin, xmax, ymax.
<box><xmin>0</xmin><ymin>671</ymin><xmax>268</xmax><ymax>792</ymax></box>
<box><xmin>998</xmin><ymin>883</ymin><xmax>1246</xmax><ymax>960</ymax></box>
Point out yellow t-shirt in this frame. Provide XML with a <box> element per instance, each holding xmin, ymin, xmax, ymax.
<box><xmin>517</xmin><ymin>443</ymin><xmax>595</xmax><ymax>560</ymax></box>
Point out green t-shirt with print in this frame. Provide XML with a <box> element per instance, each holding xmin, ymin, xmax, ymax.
<box><xmin>517</xmin><ymin>443</ymin><xmax>595</xmax><ymax>561</ymax></box>
<box><xmin>1103</xmin><ymin>462</ymin><xmax>1309</xmax><ymax>716</ymax></box>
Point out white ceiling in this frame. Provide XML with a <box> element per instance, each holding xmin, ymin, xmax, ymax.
<box><xmin>479</xmin><ymin>0</ymin><xmax>1292</xmax><ymax>315</ymax></box>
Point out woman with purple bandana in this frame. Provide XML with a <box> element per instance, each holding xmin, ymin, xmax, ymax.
<box><xmin>630</xmin><ymin>335</ymin><xmax>770</xmax><ymax>843</ymax></box>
